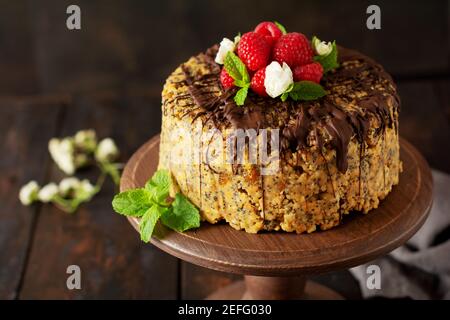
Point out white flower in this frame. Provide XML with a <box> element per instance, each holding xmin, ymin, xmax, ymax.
<box><xmin>38</xmin><ymin>183</ymin><xmax>59</xmax><ymax>202</ymax></box>
<box><xmin>264</xmin><ymin>61</ymin><xmax>293</xmax><ymax>98</ymax></box>
<box><xmin>80</xmin><ymin>179</ymin><xmax>95</xmax><ymax>194</ymax></box>
<box><xmin>19</xmin><ymin>181</ymin><xmax>39</xmax><ymax>205</ymax></box>
<box><xmin>49</xmin><ymin>138</ymin><xmax>76</xmax><ymax>175</ymax></box>
<box><xmin>74</xmin><ymin>129</ymin><xmax>97</xmax><ymax>152</ymax></box>
<box><xmin>59</xmin><ymin>177</ymin><xmax>80</xmax><ymax>196</ymax></box>
<box><xmin>313</xmin><ymin>37</ymin><xmax>332</xmax><ymax>56</ymax></box>
<box><xmin>76</xmin><ymin>179</ymin><xmax>97</xmax><ymax>201</ymax></box>
<box><xmin>95</xmin><ymin>138</ymin><xmax>119</xmax><ymax>162</ymax></box>
<box><xmin>215</xmin><ymin>38</ymin><xmax>235</xmax><ymax>65</ymax></box>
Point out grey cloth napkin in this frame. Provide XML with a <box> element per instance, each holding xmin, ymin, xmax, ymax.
<box><xmin>350</xmin><ymin>169</ymin><xmax>450</xmax><ymax>300</ymax></box>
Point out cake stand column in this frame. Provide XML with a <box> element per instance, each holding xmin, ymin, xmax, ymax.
<box><xmin>242</xmin><ymin>276</ymin><xmax>306</xmax><ymax>299</ymax></box>
<box><xmin>207</xmin><ymin>275</ymin><xmax>344</xmax><ymax>300</ymax></box>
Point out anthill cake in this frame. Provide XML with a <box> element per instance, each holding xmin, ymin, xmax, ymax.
<box><xmin>158</xmin><ymin>21</ymin><xmax>401</xmax><ymax>233</ymax></box>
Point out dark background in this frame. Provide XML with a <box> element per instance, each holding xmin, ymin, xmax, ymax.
<box><xmin>0</xmin><ymin>0</ymin><xmax>449</xmax><ymax>299</ymax></box>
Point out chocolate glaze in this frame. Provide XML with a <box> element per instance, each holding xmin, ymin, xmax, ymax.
<box><xmin>168</xmin><ymin>45</ymin><xmax>400</xmax><ymax>173</ymax></box>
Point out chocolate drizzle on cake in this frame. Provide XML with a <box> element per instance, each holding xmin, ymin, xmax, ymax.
<box><xmin>165</xmin><ymin>45</ymin><xmax>400</xmax><ymax>174</ymax></box>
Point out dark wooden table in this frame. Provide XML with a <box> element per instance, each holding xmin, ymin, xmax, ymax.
<box><xmin>0</xmin><ymin>0</ymin><xmax>449</xmax><ymax>299</ymax></box>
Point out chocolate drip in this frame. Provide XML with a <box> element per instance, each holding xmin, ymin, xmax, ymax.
<box><xmin>223</xmin><ymin>102</ymin><xmax>265</xmax><ymax>130</ymax></box>
<box><xmin>181</xmin><ymin>65</ymin><xmax>221</xmax><ymax>111</ymax></box>
<box><xmin>282</xmin><ymin>104</ymin><xmax>311</xmax><ymax>151</ymax></box>
<box><xmin>323</xmin><ymin>102</ymin><xmax>354</xmax><ymax>172</ymax></box>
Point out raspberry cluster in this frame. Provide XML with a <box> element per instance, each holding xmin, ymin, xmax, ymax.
<box><xmin>219</xmin><ymin>21</ymin><xmax>324</xmax><ymax>97</ymax></box>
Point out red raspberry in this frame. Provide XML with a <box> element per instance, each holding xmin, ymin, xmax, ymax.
<box><xmin>254</xmin><ymin>21</ymin><xmax>283</xmax><ymax>47</ymax></box>
<box><xmin>250</xmin><ymin>67</ymin><xmax>267</xmax><ymax>97</ymax></box>
<box><xmin>220</xmin><ymin>68</ymin><xmax>235</xmax><ymax>89</ymax></box>
<box><xmin>273</xmin><ymin>32</ymin><xmax>313</xmax><ymax>67</ymax></box>
<box><xmin>293</xmin><ymin>62</ymin><xmax>323</xmax><ymax>83</ymax></box>
<box><xmin>237</xmin><ymin>32</ymin><xmax>271</xmax><ymax>71</ymax></box>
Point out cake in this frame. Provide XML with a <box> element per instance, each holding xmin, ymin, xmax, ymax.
<box><xmin>158</xmin><ymin>22</ymin><xmax>401</xmax><ymax>234</ymax></box>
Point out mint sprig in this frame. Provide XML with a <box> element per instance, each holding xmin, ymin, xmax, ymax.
<box><xmin>223</xmin><ymin>51</ymin><xmax>250</xmax><ymax>106</ymax></box>
<box><xmin>313</xmin><ymin>39</ymin><xmax>339</xmax><ymax>73</ymax></box>
<box><xmin>281</xmin><ymin>81</ymin><xmax>327</xmax><ymax>102</ymax></box>
<box><xmin>274</xmin><ymin>21</ymin><xmax>287</xmax><ymax>35</ymax></box>
<box><xmin>112</xmin><ymin>169</ymin><xmax>201</xmax><ymax>242</ymax></box>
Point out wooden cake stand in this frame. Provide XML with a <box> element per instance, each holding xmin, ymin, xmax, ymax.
<box><xmin>120</xmin><ymin>135</ymin><xmax>432</xmax><ymax>300</ymax></box>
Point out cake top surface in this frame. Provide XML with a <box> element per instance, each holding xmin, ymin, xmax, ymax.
<box><xmin>162</xmin><ymin>23</ymin><xmax>400</xmax><ymax>173</ymax></box>
<box><xmin>163</xmin><ymin>46</ymin><xmax>399</xmax><ymax>170</ymax></box>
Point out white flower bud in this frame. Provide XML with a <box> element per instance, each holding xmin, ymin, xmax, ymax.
<box><xmin>313</xmin><ymin>37</ymin><xmax>332</xmax><ymax>56</ymax></box>
<box><xmin>48</xmin><ymin>138</ymin><xmax>60</xmax><ymax>160</ymax></box>
<box><xmin>38</xmin><ymin>183</ymin><xmax>59</xmax><ymax>202</ymax></box>
<box><xmin>75</xmin><ymin>179</ymin><xmax>97</xmax><ymax>201</ymax></box>
<box><xmin>48</xmin><ymin>138</ymin><xmax>76</xmax><ymax>175</ymax></box>
<box><xmin>80</xmin><ymin>179</ymin><xmax>95</xmax><ymax>194</ymax></box>
<box><xmin>59</xmin><ymin>177</ymin><xmax>80</xmax><ymax>196</ymax></box>
<box><xmin>74</xmin><ymin>129</ymin><xmax>97</xmax><ymax>152</ymax></box>
<box><xmin>19</xmin><ymin>181</ymin><xmax>39</xmax><ymax>205</ymax></box>
<box><xmin>215</xmin><ymin>38</ymin><xmax>235</xmax><ymax>65</ymax></box>
<box><xmin>264</xmin><ymin>61</ymin><xmax>293</xmax><ymax>98</ymax></box>
<box><xmin>95</xmin><ymin>138</ymin><xmax>119</xmax><ymax>162</ymax></box>
<box><xmin>234</xmin><ymin>35</ymin><xmax>241</xmax><ymax>46</ymax></box>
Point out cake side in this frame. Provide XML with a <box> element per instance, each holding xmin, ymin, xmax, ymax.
<box><xmin>158</xmin><ymin>45</ymin><xmax>401</xmax><ymax>233</ymax></box>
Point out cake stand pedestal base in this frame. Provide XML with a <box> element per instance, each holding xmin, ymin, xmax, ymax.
<box><xmin>206</xmin><ymin>276</ymin><xmax>343</xmax><ymax>300</ymax></box>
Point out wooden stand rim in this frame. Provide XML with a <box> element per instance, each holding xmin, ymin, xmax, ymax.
<box><xmin>121</xmin><ymin>135</ymin><xmax>432</xmax><ymax>277</ymax></box>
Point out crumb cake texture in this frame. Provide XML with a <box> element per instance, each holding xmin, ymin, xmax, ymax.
<box><xmin>158</xmin><ymin>45</ymin><xmax>401</xmax><ymax>233</ymax></box>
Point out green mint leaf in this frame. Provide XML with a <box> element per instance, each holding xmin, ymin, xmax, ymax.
<box><xmin>289</xmin><ymin>81</ymin><xmax>327</xmax><ymax>101</ymax></box>
<box><xmin>146</xmin><ymin>169</ymin><xmax>170</xmax><ymax>189</ymax></box>
<box><xmin>139</xmin><ymin>205</ymin><xmax>165</xmax><ymax>242</ymax></box>
<box><xmin>161</xmin><ymin>193</ymin><xmax>200</xmax><ymax>232</ymax></box>
<box><xmin>112</xmin><ymin>189</ymin><xmax>152</xmax><ymax>217</ymax></box>
<box><xmin>224</xmin><ymin>51</ymin><xmax>250</xmax><ymax>85</ymax></box>
<box><xmin>145</xmin><ymin>169</ymin><xmax>170</xmax><ymax>205</ymax></box>
<box><xmin>234</xmin><ymin>79</ymin><xmax>248</xmax><ymax>87</ymax></box>
<box><xmin>314</xmin><ymin>40</ymin><xmax>339</xmax><ymax>73</ymax></box>
<box><xmin>234</xmin><ymin>86</ymin><xmax>249</xmax><ymax>106</ymax></box>
<box><xmin>274</xmin><ymin>21</ymin><xmax>287</xmax><ymax>35</ymax></box>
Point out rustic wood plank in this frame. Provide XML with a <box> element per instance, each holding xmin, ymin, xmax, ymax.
<box><xmin>434</xmin><ymin>79</ymin><xmax>450</xmax><ymax>124</ymax></box>
<box><xmin>358</xmin><ymin>0</ymin><xmax>448</xmax><ymax>77</ymax></box>
<box><xmin>19</xmin><ymin>92</ymin><xmax>179</xmax><ymax>299</ymax></box>
<box><xmin>0</xmin><ymin>100</ymin><xmax>61</xmax><ymax>299</ymax></box>
<box><xmin>25</xmin><ymin>0</ymin><xmax>448</xmax><ymax>96</ymax></box>
<box><xmin>398</xmin><ymin>81</ymin><xmax>450</xmax><ymax>173</ymax></box>
<box><xmin>27</xmin><ymin>0</ymin><xmax>203</xmax><ymax>94</ymax></box>
<box><xmin>0</xmin><ymin>2</ymin><xmax>40</xmax><ymax>95</ymax></box>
